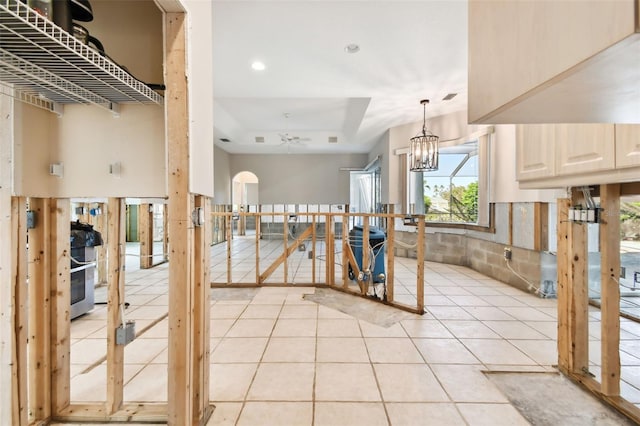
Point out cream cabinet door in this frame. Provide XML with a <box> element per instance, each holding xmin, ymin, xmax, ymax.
<box><xmin>615</xmin><ymin>124</ymin><xmax>640</xmax><ymax>169</ymax></box>
<box><xmin>516</xmin><ymin>124</ymin><xmax>556</xmax><ymax>181</ymax></box>
<box><xmin>555</xmin><ymin>124</ymin><xmax>615</xmax><ymax>176</ymax></box>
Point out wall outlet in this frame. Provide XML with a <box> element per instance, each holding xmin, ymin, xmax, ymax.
<box><xmin>504</xmin><ymin>247</ymin><xmax>512</xmax><ymax>261</ymax></box>
<box><xmin>116</xmin><ymin>321</ymin><xmax>136</xmax><ymax>345</ymax></box>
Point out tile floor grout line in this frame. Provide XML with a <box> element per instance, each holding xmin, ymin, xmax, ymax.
<box><xmin>358</xmin><ymin>316</ymin><xmax>392</xmax><ymax>426</ymax></box>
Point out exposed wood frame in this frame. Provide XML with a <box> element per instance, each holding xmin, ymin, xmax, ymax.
<box><xmin>50</xmin><ymin>198</ymin><xmax>71</xmax><ymax>415</ymax></box>
<box><xmin>568</xmin><ymin>189</ymin><xmax>589</xmax><ymax>375</ymax></box>
<box><xmin>191</xmin><ymin>195</ymin><xmax>212</xmax><ymax>422</ymax></box>
<box><xmin>556</xmin><ymin>198</ymin><xmax>571</xmax><ymax>373</ymax></box>
<box><xmin>386</xmin><ymin>205</ymin><xmax>395</xmax><ymax>303</ymax></box>
<box><xmin>106</xmin><ymin>198</ymin><xmax>126</xmax><ymax>413</ymax></box>
<box><xmin>210</xmin><ymin>211</ymin><xmax>426</xmax><ymax>315</ymax></box>
<box><xmin>533</xmin><ymin>202</ymin><xmax>549</xmax><ymax>251</ymax></box>
<box><xmin>28</xmin><ymin>198</ymin><xmax>52</xmax><ymax>422</ymax></box>
<box><xmin>599</xmin><ymin>184</ymin><xmax>621</xmax><ymax>396</ymax></box>
<box><xmin>94</xmin><ymin>203</ymin><xmax>108</xmax><ymax>285</ymax></box>
<box><xmin>139</xmin><ymin>202</ymin><xmax>154</xmax><ymax>269</ymax></box>
<box><xmin>165</xmin><ymin>11</ymin><xmax>211</xmax><ymax>425</ymax></box>
<box><xmin>11</xmin><ymin>197</ymin><xmax>29</xmax><ymax>425</ymax></box>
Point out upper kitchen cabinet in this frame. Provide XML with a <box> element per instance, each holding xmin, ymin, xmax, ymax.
<box><xmin>468</xmin><ymin>0</ymin><xmax>640</xmax><ymax>124</ymax></box>
<box><xmin>555</xmin><ymin>124</ymin><xmax>615</xmax><ymax>176</ymax></box>
<box><xmin>516</xmin><ymin>124</ymin><xmax>555</xmax><ymax>181</ymax></box>
<box><xmin>616</xmin><ymin>124</ymin><xmax>640</xmax><ymax>169</ymax></box>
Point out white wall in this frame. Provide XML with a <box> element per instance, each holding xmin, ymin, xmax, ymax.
<box><xmin>213</xmin><ymin>145</ymin><xmax>231</xmax><ymax>203</ymax></box>
<box><xmin>182</xmin><ymin>0</ymin><xmax>215</xmax><ymax>197</ymax></box>
<box><xmin>230</xmin><ymin>153</ymin><xmax>368</xmax><ymax>204</ymax></box>
<box><xmin>14</xmin><ymin>103</ymin><xmax>166</xmax><ymax>198</ymax></box>
<box><xmin>369</xmin><ymin>133</ymin><xmax>391</xmax><ymax>204</ymax></box>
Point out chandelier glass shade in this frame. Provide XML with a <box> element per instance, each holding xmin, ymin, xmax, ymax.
<box><xmin>409</xmin><ymin>99</ymin><xmax>439</xmax><ymax>172</ymax></box>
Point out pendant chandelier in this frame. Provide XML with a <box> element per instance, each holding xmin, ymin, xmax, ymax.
<box><xmin>409</xmin><ymin>99</ymin><xmax>439</xmax><ymax>172</ymax></box>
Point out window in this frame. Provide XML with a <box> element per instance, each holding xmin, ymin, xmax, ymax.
<box><xmin>403</xmin><ymin>130</ymin><xmax>491</xmax><ymax>227</ymax></box>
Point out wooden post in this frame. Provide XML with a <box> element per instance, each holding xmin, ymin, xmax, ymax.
<box><xmin>163</xmin><ymin>203</ymin><xmax>169</xmax><ymax>262</ymax></box>
<box><xmin>534</xmin><ymin>202</ymin><xmax>549</xmax><ymax>251</ymax></box>
<box><xmin>28</xmin><ymin>198</ymin><xmax>51</xmax><ymax>422</ymax></box>
<box><xmin>226</xmin><ymin>214</ymin><xmax>232</xmax><ymax>284</ymax></box>
<box><xmin>362</xmin><ymin>220</ymin><xmax>370</xmax><ymax>295</ymax></box>
<box><xmin>14</xmin><ymin>197</ymin><xmax>28</xmax><ymax>425</ymax></box>
<box><xmin>283</xmin><ymin>213</ymin><xmax>288</xmax><ymax>284</ymax></box>
<box><xmin>569</xmin><ymin>190</ymin><xmax>589</xmax><ymax>375</ymax></box>
<box><xmin>312</xmin><ymin>215</ymin><xmax>316</xmax><ymax>285</ymax></box>
<box><xmin>556</xmin><ymin>198</ymin><xmax>571</xmax><ymax>373</ymax></box>
<box><xmin>106</xmin><ymin>198</ymin><xmax>126</xmax><ymax>413</ymax></box>
<box><xmin>166</xmin><ymin>11</ymin><xmax>193</xmax><ymax>425</ymax></box>
<box><xmin>165</xmin><ymin>11</ymin><xmax>210</xmax><ymax>425</ymax></box>
<box><xmin>191</xmin><ymin>195</ymin><xmax>212</xmax><ymax>421</ymax></box>
<box><xmin>341</xmin><ymin>214</ymin><xmax>349</xmax><ymax>287</ymax></box>
<box><xmin>94</xmin><ymin>203</ymin><xmax>108</xmax><ymax>285</ymax></box>
<box><xmin>255</xmin><ymin>214</ymin><xmax>260</xmax><ymax>284</ymax></box>
<box><xmin>416</xmin><ymin>215</ymin><xmax>425</xmax><ymax>313</ymax></box>
<box><xmin>600</xmin><ymin>184</ymin><xmax>621</xmax><ymax>396</ymax></box>
<box><xmin>139</xmin><ymin>203</ymin><xmax>154</xmax><ymax>269</ymax></box>
<box><xmin>325</xmin><ymin>215</ymin><xmax>335</xmax><ymax>285</ymax></box>
<box><xmin>50</xmin><ymin>198</ymin><xmax>71</xmax><ymax>415</ymax></box>
<box><xmin>386</xmin><ymin>209</ymin><xmax>395</xmax><ymax>303</ymax></box>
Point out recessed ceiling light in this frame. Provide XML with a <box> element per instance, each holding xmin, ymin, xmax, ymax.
<box><xmin>442</xmin><ymin>93</ymin><xmax>458</xmax><ymax>101</ymax></box>
<box><xmin>251</xmin><ymin>61</ymin><xmax>266</xmax><ymax>71</ymax></box>
<box><xmin>344</xmin><ymin>44</ymin><xmax>360</xmax><ymax>54</ymax></box>
<box><xmin>220</xmin><ymin>138</ymin><xmax>231</xmax><ymax>143</ymax></box>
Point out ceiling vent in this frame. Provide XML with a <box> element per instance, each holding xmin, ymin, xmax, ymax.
<box><xmin>442</xmin><ymin>93</ymin><xmax>457</xmax><ymax>101</ymax></box>
<box><xmin>328</xmin><ymin>136</ymin><xmax>338</xmax><ymax>143</ymax></box>
<box><xmin>220</xmin><ymin>138</ymin><xmax>231</xmax><ymax>143</ymax></box>
<box><xmin>255</xmin><ymin>136</ymin><xmax>265</xmax><ymax>143</ymax></box>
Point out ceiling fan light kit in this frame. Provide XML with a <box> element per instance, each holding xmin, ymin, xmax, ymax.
<box><xmin>409</xmin><ymin>99</ymin><xmax>439</xmax><ymax>172</ymax></box>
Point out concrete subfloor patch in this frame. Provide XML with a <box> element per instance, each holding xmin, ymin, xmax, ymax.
<box><xmin>303</xmin><ymin>287</ymin><xmax>419</xmax><ymax>327</ymax></box>
<box><xmin>487</xmin><ymin>372</ymin><xmax>636</xmax><ymax>425</ymax></box>
<box><xmin>211</xmin><ymin>287</ymin><xmax>259</xmax><ymax>301</ymax></box>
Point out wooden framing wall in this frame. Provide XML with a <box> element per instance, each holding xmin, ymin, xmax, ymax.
<box><xmin>139</xmin><ymin>203</ymin><xmax>154</xmax><ymax>269</ymax></box>
<box><xmin>212</xmin><ymin>211</ymin><xmax>426</xmax><ymax>315</ymax></box>
<box><xmin>557</xmin><ymin>185</ymin><xmax>640</xmax><ymax>423</ymax></box>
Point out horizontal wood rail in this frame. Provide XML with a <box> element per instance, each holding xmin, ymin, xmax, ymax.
<box><xmin>211</xmin><ymin>211</ymin><xmax>426</xmax><ymax>315</ymax></box>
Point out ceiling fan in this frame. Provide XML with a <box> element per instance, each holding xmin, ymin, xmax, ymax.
<box><xmin>278</xmin><ymin>113</ymin><xmax>311</xmax><ymax>152</ymax></box>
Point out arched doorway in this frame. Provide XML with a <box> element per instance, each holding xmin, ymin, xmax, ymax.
<box><xmin>232</xmin><ymin>171</ymin><xmax>259</xmax><ymax>236</ymax></box>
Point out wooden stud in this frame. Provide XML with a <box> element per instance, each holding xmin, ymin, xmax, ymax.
<box><xmin>283</xmin><ymin>213</ymin><xmax>288</xmax><ymax>284</ymax></box>
<box><xmin>312</xmin><ymin>215</ymin><xmax>316</xmax><ymax>285</ymax></box>
<box><xmin>94</xmin><ymin>203</ymin><xmax>108</xmax><ymax>285</ymax></box>
<box><xmin>191</xmin><ymin>195</ymin><xmax>212</xmax><ymax>421</ymax></box>
<box><xmin>28</xmin><ymin>198</ymin><xmax>52</xmax><ymax>422</ymax></box>
<box><xmin>326</xmin><ymin>215</ymin><xmax>335</xmax><ymax>285</ymax></box>
<box><xmin>362</xmin><ymin>220</ymin><xmax>370</xmax><ymax>295</ymax></box>
<box><xmin>569</xmin><ymin>189</ymin><xmax>589</xmax><ymax>375</ymax></box>
<box><xmin>13</xmin><ymin>197</ymin><xmax>28</xmax><ymax>425</ymax></box>
<box><xmin>226</xmin><ymin>213</ymin><xmax>232</xmax><ymax>284</ymax></box>
<box><xmin>600</xmin><ymin>184</ymin><xmax>621</xmax><ymax>396</ymax></box>
<box><xmin>50</xmin><ymin>198</ymin><xmax>71</xmax><ymax>416</ymax></box>
<box><xmin>386</xmin><ymin>209</ymin><xmax>395</xmax><ymax>303</ymax></box>
<box><xmin>139</xmin><ymin>203</ymin><xmax>154</xmax><ymax>269</ymax></box>
<box><xmin>165</xmin><ymin>11</ymin><xmax>195</xmax><ymax>425</ymax></box>
<box><xmin>106</xmin><ymin>198</ymin><xmax>125</xmax><ymax>413</ymax></box>
<box><xmin>342</xmin><ymin>213</ymin><xmax>349</xmax><ymax>287</ymax></box>
<box><xmin>533</xmin><ymin>202</ymin><xmax>549</xmax><ymax>251</ymax></box>
<box><xmin>556</xmin><ymin>198</ymin><xmax>571</xmax><ymax>373</ymax></box>
<box><xmin>163</xmin><ymin>203</ymin><xmax>169</xmax><ymax>262</ymax></box>
<box><xmin>507</xmin><ymin>202</ymin><xmax>513</xmax><ymax>246</ymax></box>
<box><xmin>416</xmin><ymin>215</ymin><xmax>425</xmax><ymax>312</ymax></box>
<box><xmin>0</xmin><ymin>95</ymin><xmax>17</xmax><ymax>425</ymax></box>
<box><xmin>255</xmin><ymin>213</ymin><xmax>261</xmax><ymax>285</ymax></box>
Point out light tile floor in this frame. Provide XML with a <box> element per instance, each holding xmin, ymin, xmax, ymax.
<box><xmin>61</xmin><ymin>241</ymin><xmax>640</xmax><ymax>425</ymax></box>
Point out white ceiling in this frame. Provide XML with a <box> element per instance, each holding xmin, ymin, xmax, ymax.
<box><xmin>212</xmin><ymin>1</ymin><xmax>469</xmax><ymax>154</ymax></box>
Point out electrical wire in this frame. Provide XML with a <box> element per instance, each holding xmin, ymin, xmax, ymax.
<box><xmin>504</xmin><ymin>257</ymin><xmax>554</xmax><ymax>298</ymax></box>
